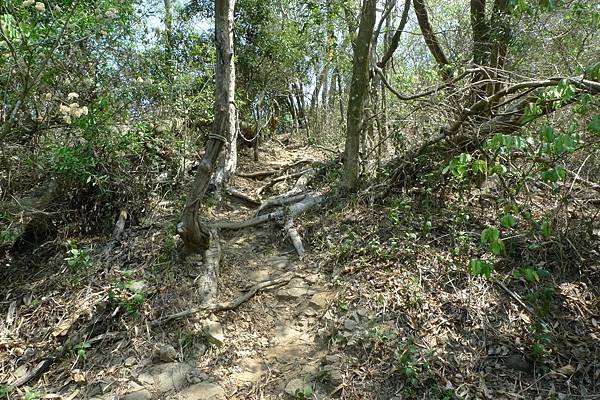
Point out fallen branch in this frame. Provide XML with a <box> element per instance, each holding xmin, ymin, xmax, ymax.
<box><xmin>151</xmin><ymin>272</ymin><xmax>299</xmax><ymax>326</ymax></box>
<box><xmin>8</xmin><ymin>358</ymin><xmax>57</xmax><ymax>388</ymax></box>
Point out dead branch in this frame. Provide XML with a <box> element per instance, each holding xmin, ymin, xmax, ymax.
<box><xmin>151</xmin><ymin>272</ymin><xmax>299</xmax><ymax>326</ymax></box>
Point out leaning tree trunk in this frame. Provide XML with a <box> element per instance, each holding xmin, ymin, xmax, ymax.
<box><xmin>178</xmin><ymin>0</ymin><xmax>236</xmax><ymax>254</ymax></box>
<box><xmin>341</xmin><ymin>0</ymin><xmax>377</xmax><ymax>194</ymax></box>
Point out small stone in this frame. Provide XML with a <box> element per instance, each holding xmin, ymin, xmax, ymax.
<box><xmin>138</xmin><ymin>362</ymin><xmax>192</xmax><ymax>393</ymax></box>
<box><xmin>124</xmin><ymin>356</ymin><xmax>136</xmax><ymax>367</ymax></box>
<box><xmin>343</xmin><ymin>319</ymin><xmax>359</xmax><ymax>331</ymax></box>
<box><xmin>308</xmin><ymin>292</ymin><xmax>331</xmax><ymax>310</ymax></box>
<box><xmin>205</xmin><ymin>320</ymin><xmax>225</xmax><ymax>346</ymax></box>
<box><xmin>157</xmin><ymin>345</ymin><xmax>177</xmax><ymax>362</ymax></box>
<box><xmin>304</xmin><ymin>274</ymin><xmax>319</xmax><ymax>284</ymax></box>
<box><xmin>304</xmin><ymin>308</ymin><xmax>317</xmax><ymax>317</ymax></box>
<box><xmin>179</xmin><ymin>382</ymin><xmax>225</xmax><ymax>400</ymax></box>
<box><xmin>321</xmin><ymin>365</ymin><xmax>344</xmax><ymax>386</ymax></box>
<box><xmin>123</xmin><ymin>390</ymin><xmax>152</xmax><ymax>400</ymax></box>
<box><xmin>276</xmin><ymin>287</ymin><xmax>311</xmax><ymax>300</ymax></box>
<box><xmin>248</xmin><ymin>269</ymin><xmax>271</xmax><ymax>282</ymax></box>
<box><xmin>284</xmin><ymin>378</ymin><xmax>306</xmax><ymax>397</ymax></box>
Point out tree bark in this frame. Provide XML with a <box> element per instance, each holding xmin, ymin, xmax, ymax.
<box><xmin>378</xmin><ymin>0</ymin><xmax>411</xmax><ymax>69</ymax></box>
<box><xmin>486</xmin><ymin>0</ymin><xmax>510</xmax><ymax>98</ymax></box>
<box><xmin>212</xmin><ymin>1</ymin><xmax>238</xmax><ymax>191</ymax></box>
<box><xmin>341</xmin><ymin>0</ymin><xmax>377</xmax><ymax>194</ymax></box>
<box><xmin>413</xmin><ymin>0</ymin><xmax>451</xmax><ymax>79</ymax></box>
<box><xmin>179</xmin><ymin>0</ymin><xmax>236</xmax><ymax>254</ymax></box>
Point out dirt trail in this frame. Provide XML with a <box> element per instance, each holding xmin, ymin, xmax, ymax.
<box><xmin>97</xmin><ymin>143</ymin><xmax>338</xmax><ymax>399</ymax></box>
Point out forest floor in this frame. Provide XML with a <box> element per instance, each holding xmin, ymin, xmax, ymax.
<box><xmin>1</xmin><ymin>139</ymin><xmax>599</xmax><ymax>399</ymax></box>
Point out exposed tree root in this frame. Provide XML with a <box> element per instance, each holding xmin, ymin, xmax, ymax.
<box><xmin>192</xmin><ymin>228</ymin><xmax>221</xmax><ymax>307</ymax></box>
<box><xmin>284</xmin><ymin>218</ymin><xmax>305</xmax><ymax>256</ymax></box>
<box><xmin>257</xmin><ymin>168</ymin><xmax>314</xmax><ymax>195</ymax></box>
<box><xmin>212</xmin><ymin>192</ymin><xmax>324</xmax><ymax>230</ymax></box>
<box><xmin>225</xmin><ymin>187</ymin><xmax>261</xmax><ymax>206</ymax></box>
<box><xmin>237</xmin><ymin>169</ymin><xmax>278</xmax><ymax>179</ymax></box>
<box><xmin>256</xmin><ymin>193</ymin><xmax>307</xmax><ymax>216</ymax></box>
<box><xmin>151</xmin><ymin>271</ymin><xmax>299</xmax><ymax>326</ymax></box>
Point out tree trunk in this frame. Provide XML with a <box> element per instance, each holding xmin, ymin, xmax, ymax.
<box><xmin>178</xmin><ymin>0</ymin><xmax>236</xmax><ymax>254</ymax></box>
<box><xmin>341</xmin><ymin>0</ymin><xmax>377</xmax><ymax>194</ymax></box>
<box><xmin>164</xmin><ymin>0</ymin><xmax>173</xmax><ymax>49</ymax></box>
<box><xmin>164</xmin><ymin>0</ymin><xmax>174</xmax><ymax>80</ymax></box>
<box><xmin>487</xmin><ymin>0</ymin><xmax>510</xmax><ymax>99</ymax></box>
<box><xmin>212</xmin><ymin>1</ymin><xmax>238</xmax><ymax>191</ymax></box>
<box><xmin>413</xmin><ymin>0</ymin><xmax>451</xmax><ymax>79</ymax></box>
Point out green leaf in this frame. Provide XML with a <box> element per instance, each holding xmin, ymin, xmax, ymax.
<box><xmin>472</xmin><ymin>159</ymin><xmax>488</xmax><ymax>175</ymax></box>
<box><xmin>539</xmin><ymin>125</ymin><xmax>555</xmax><ymax>143</ymax></box>
<box><xmin>481</xmin><ymin>227</ymin><xmax>500</xmax><ymax>244</ymax></box>
<box><xmin>590</xmin><ymin>114</ymin><xmax>600</xmax><ymax>134</ymax></box>
<box><xmin>541</xmin><ymin>167</ymin><xmax>565</xmax><ymax>183</ymax></box>
<box><xmin>468</xmin><ymin>259</ymin><xmax>494</xmax><ymax>279</ymax></box>
<box><xmin>553</xmin><ymin>134</ymin><xmax>576</xmax><ymax>154</ymax></box>
<box><xmin>541</xmin><ymin>221</ymin><xmax>552</xmax><ymax>238</ymax></box>
<box><xmin>490</xmin><ymin>239</ymin><xmax>506</xmax><ymax>256</ymax></box>
<box><xmin>500</xmin><ymin>214</ymin><xmax>517</xmax><ymax>228</ymax></box>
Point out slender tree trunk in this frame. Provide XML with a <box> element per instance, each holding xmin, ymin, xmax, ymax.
<box><xmin>413</xmin><ymin>0</ymin><xmax>451</xmax><ymax>79</ymax></box>
<box><xmin>380</xmin><ymin>9</ymin><xmax>394</xmax><ymax>159</ymax></box>
<box><xmin>487</xmin><ymin>0</ymin><xmax>510</xmax><ymax>99</ymax></box>
<box><xmin>179</xmin><ymin>0</ymin><xmax>236</xmax><ymax>254</ymax></box>
<box><xmin>341</xmin><ymin>0</ymin><xmax>377</xmax><ymax>194</ymax></box>
<box><xmin>164</xmin><ymin>0</ymin><xmax>173</xmax><ymax>48</ymax></box>
<box><xmin>212</xmin><ymin>2</ymin><xmax>238</xmax><ymax>191</ymax></box>
<box><xmin>164</xmin><ymin>0</ymin><xmax>174</xmax><ymax>80</ymax></box>
<box><xmin>337</xmin><ymin>72</ymin><xmax>345</xmax><ymax>124</ymax></box>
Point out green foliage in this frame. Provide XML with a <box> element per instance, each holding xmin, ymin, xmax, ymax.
<box><xmin>0</xmin><ymin>385</ymin><xmax>11</xmax><ymax>399</ymax></box>
<box><xmin>64</xmin><ymin>240</ymin><xmax>91</xmax><ymax>273</ymax></box>
<box><xmin>294</xmin><ymin>384</ymin><xmax>313</xmax><ymax>399</ymax></box>
<box><xmin>468</xmin><ymin>259</ymin><xmax>494</xmax><ymax>279</ymax></box>
<box><xmin>73</xmin><ymin>341</ymin><xmax>92</xmax><ymax>360</ymax></box>
<box><xmin>23</xmin><ymin>387</ymin><xmax>41</xmax><ymax>400</ymax></box>
<box><xmin>108</xmin><ymin>277</ymin><xmax>146</xmax><ymax>318</ymax></box>
<box><xmin>512</xmin><ymin>266</ymin><xmax>548</xmax><ymax>283</ymax></box>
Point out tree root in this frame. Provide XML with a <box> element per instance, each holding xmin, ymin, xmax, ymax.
<box><xmin>225</xmin><ymin>187</ymin><xmax>261</xmax><ymax>206</ymax></box>
<box><xmin>150</xmin><ymin>271</ymin><xmax>299</xmax><ymax>326</ymax></box>
<box><xmin>191</xmin><ymin>228</ymin><xmax>221</xmax><ymax>307</ymax></box>
<box><xmin>212</xmin><ymin>192</ymin><xmax>324</xmax><ymax>230</ymax></box>
<box><xmin>284</xmin><ymin>218</ymin><xmax>305</xmax><ymax>256</ymax></box>
<box><xmin>258</xmin><ymin>168</ymin><xmax>314</xmax><ymax>195</ymax></box>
